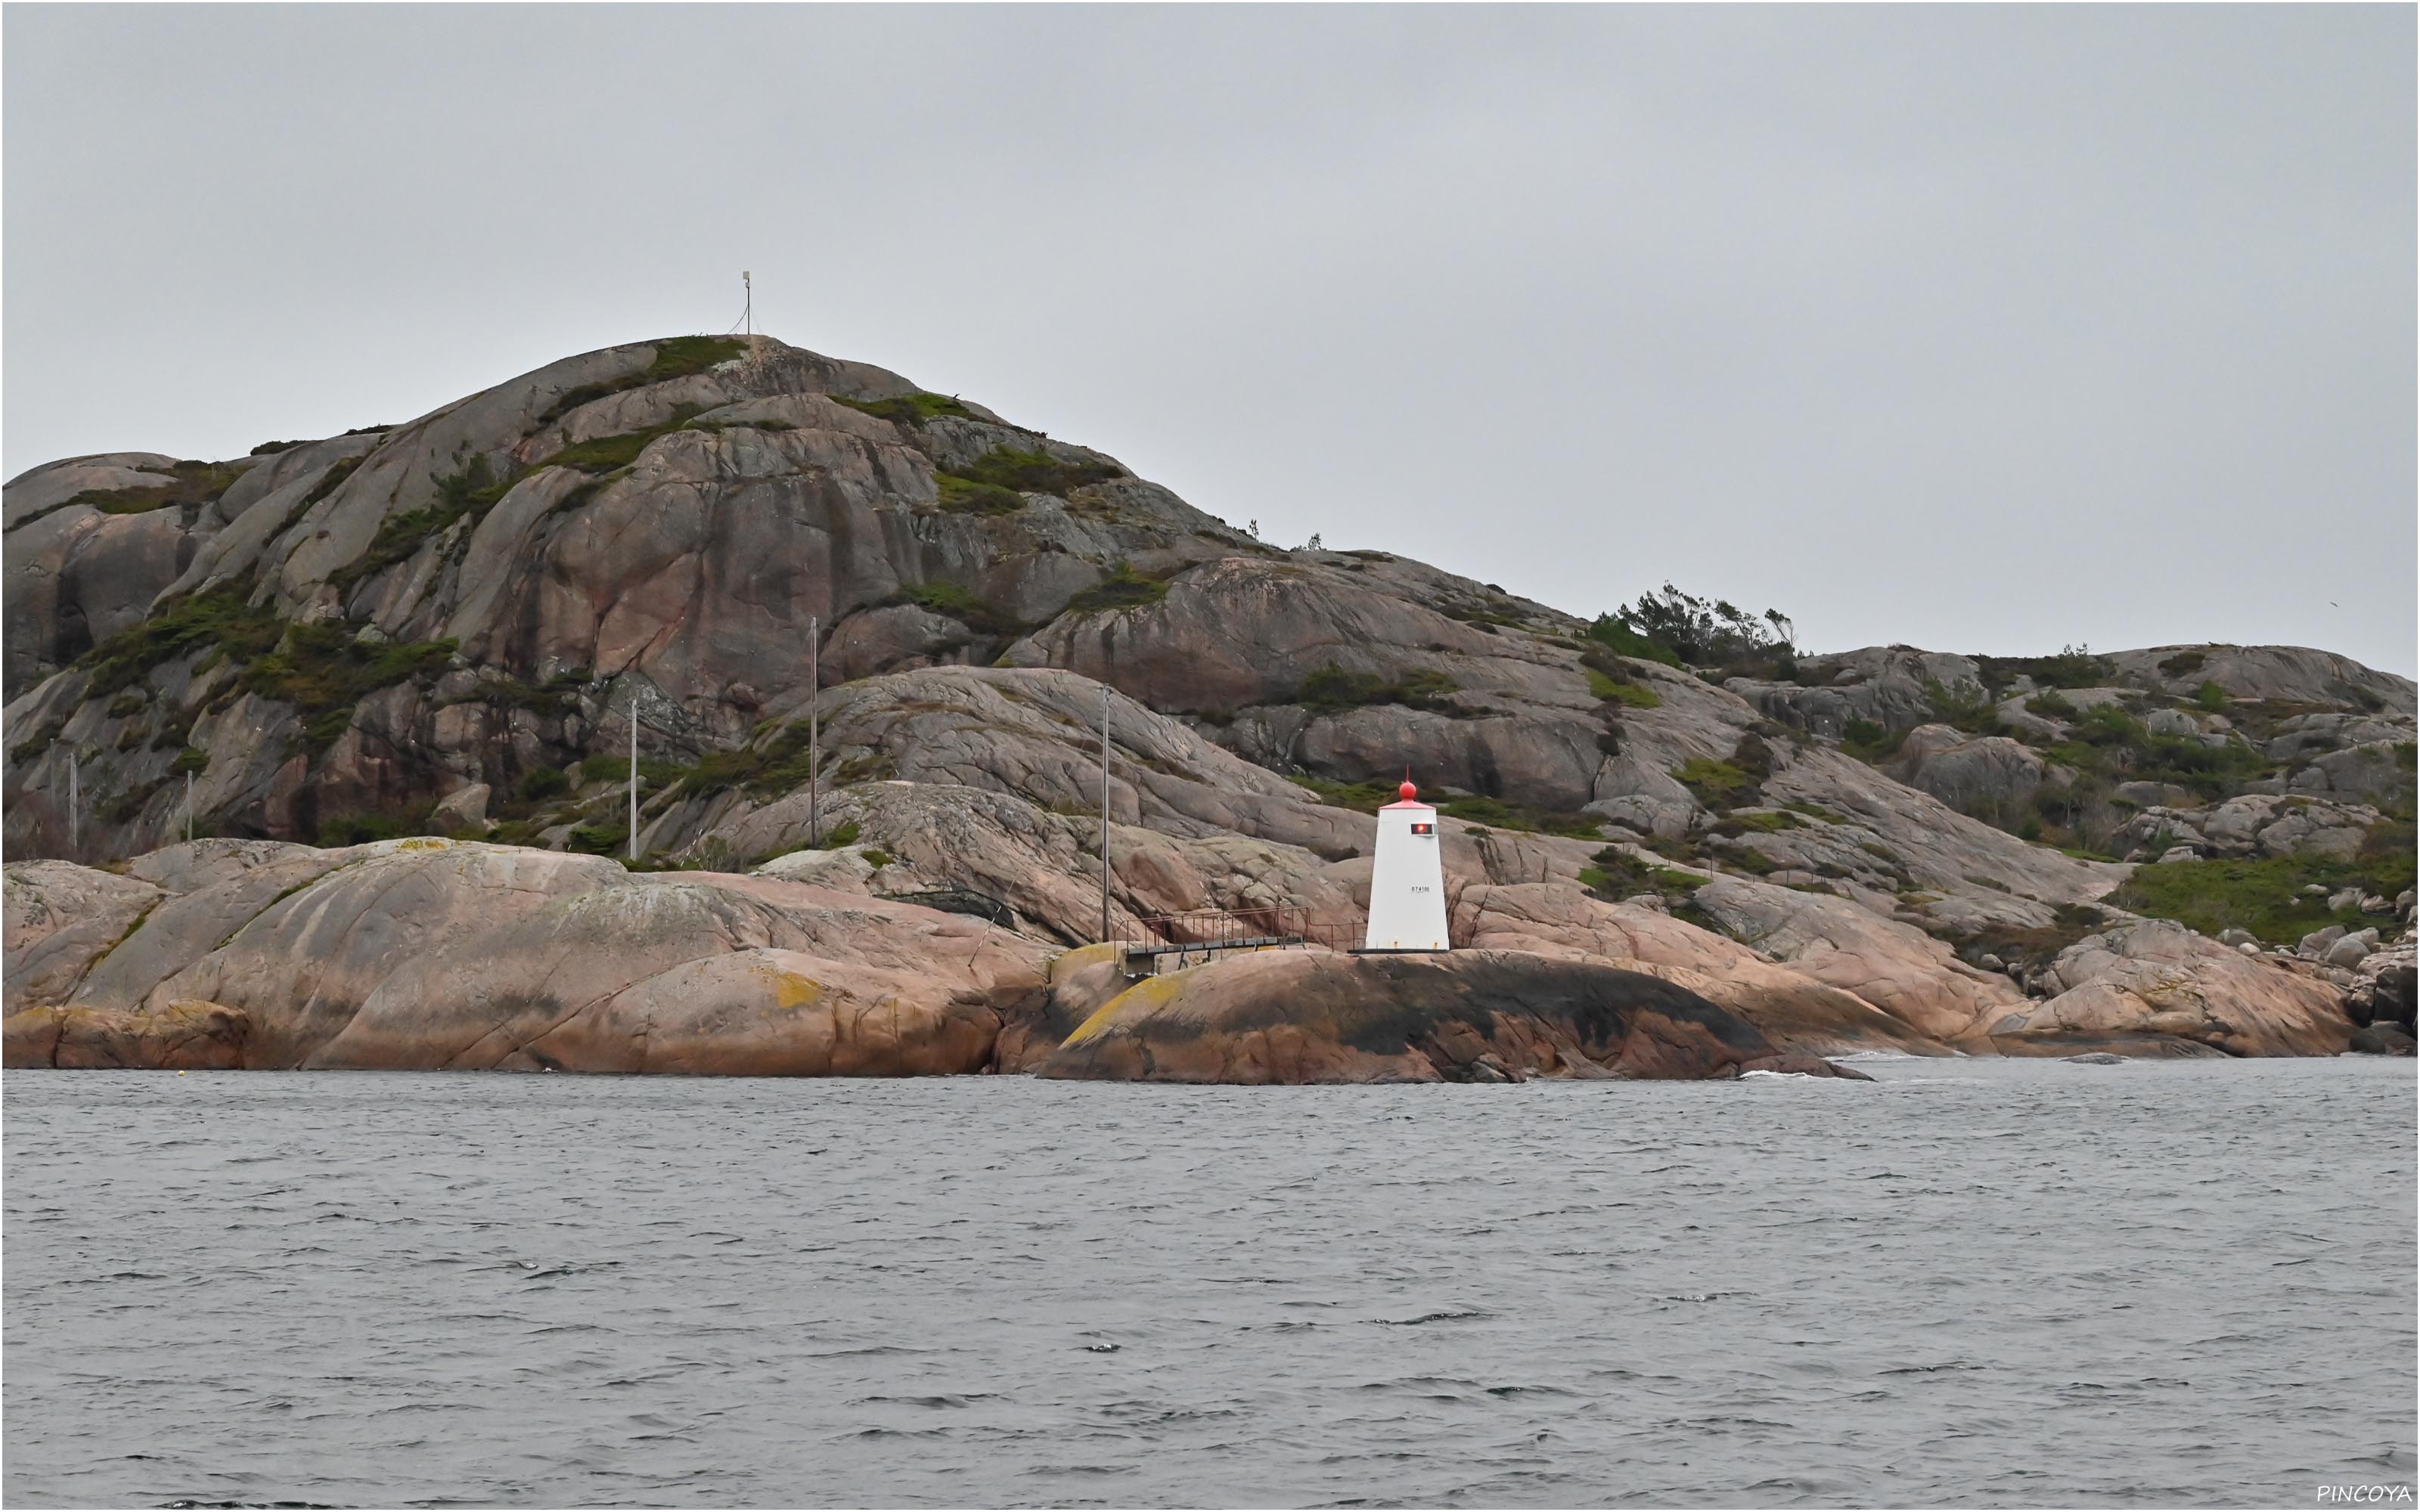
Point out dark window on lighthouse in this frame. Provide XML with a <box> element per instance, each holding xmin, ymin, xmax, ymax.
<box><xmin>1410</xmin><ymin>822</ymin><xmax>1435</xmax><ymax>836</ymax></box>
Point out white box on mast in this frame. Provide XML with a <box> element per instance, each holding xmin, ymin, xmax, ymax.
<box><xmin>1362</xmin><ymin>780</ymin><xmax>1450</xmax><ymax>952</ymax></box>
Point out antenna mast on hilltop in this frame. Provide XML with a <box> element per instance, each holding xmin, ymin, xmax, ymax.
<box><xmin>743</xmin><ymin>271</ymin><xmax>766</xmax><ymax>364</ymax></box>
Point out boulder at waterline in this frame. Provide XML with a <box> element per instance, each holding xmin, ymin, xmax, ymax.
<box><xmin>1033</xmin><ymin>947</ymin><xmax>1870</xmax><ymax>1084</ymax></box>
<box><xmin>2</xmin><ymin>838</ymin><xmax>1052</xmax><ymax>1075</ymax></box>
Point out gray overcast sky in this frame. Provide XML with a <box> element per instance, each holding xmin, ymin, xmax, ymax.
<box><xmin>7</xmin><ymin>4</ymin><xmax>2413</xmax><ymax>674</ymax></box>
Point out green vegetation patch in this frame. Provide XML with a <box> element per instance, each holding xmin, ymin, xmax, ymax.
<box><xmin>1841</xmin><ymin>717</ymin><xmax>1906</xmax><ymax>762</ymax></box>
<box><xmin>1925</xmin><ymin>677</ymin><xmax>2008</xmax><ymax>736</ymax></box>
<box><xmin>538</xmin><ymin>336</ymin><xmax>748</xmax><ymax>423</ymax></box>
<box><xmin>1943</xmin><ymin>902</ymin><xmax>2114</xmax><ymax>971</ymax></box>
<box><xmin>240</xmin><ymin>622</ymin><xmax>458</xmax><ymax>752</ymax></box>
<box><xmin>934</xmin><ymin>475</ymin><xmax>1028</xmax><ymax>516</ymax></box>
<box><xmin>2043</xmin><ymin>704</ymin><xmax>2268</xmax><ymax>801</ymax></box>
<box><xmin>1288</xmin><ymin>775</ymin><xmax>1401</xmax><ymax>811</ymax></box>
<box><xmin>330</xmin><ymin>456</ymin><xmax>515</xmax><ymax>591</ymax></box>
<box><xmin>1434</xmin><ymin>794</ymin><xmax>1600</xmax><ymax>839</ymax></box>
<box><xmin>66</xmin><ymin>460</ymin><xmax>247</xmax><ymax>517</ymax></box>
<box><xmin>1580</xmin><ymin>846</ymin><xmax>1707</xmax><ymax>904</ymax></box>
<box><xmin>1673</xmin><ymin>758</ymin><xmax>1751</xmax><ymax>808</ymax></box>
<box><xmin>833</xmin><ymin>391</ymin><xmax>979</xmax><ymax>427</ymax></box>
<box><xmin>518</xmin><ymin>765</ymin><xmax>570</xmax><ymax>801</ymax></box>
<box><xmin>1297</xmin><ymin>664</ymin><xmax>1460</xmax><ymax>714</ymax></box>
<box><xmin>626</xmin><ymin>723</ymin><xmax>898</xmax><ymax>801</ymax></box>
<box><xmin>299</xmin><ymin>454</ymin><xmax>364</xmax><ymax>510</ymax></box>
<box><xmin>1063</xmin><ymin>564</ymin><xmax>1171</xmax><ymax>616</ymax></box>
<box><xmin>1710</xmin><ymin>809</ymin><xmax>1804</xmax><ymax>837</ymax></box>
<box><xmin>568</xmin><ymin>823</ymin><xmax>630</xmax><ymax>856</ymax></box>
<box><xmin>78</xmin><ymin>584</ymin><xmax>285</xmax><ymax>696</ymax></box>
<box><xmin>930</xmin><ymin>446</ymin><xmax>1123</xmax><ymax>515</ymax></box>
<box><xmin>886</xmin><ymin>581</ymin><xmax>1022</xmax><ymax>636</ymax></box>
<box><xmin>951</xmin><ymin>446</ymin><xmax>1122</xmax><ymax>496</ymax></box>
<box><xmin>2108</xmin><ymin>827</ymin><xmax>2415</xmax><ymax>946</ymax></box>
<box><xmin>1283</xmin><ymin>776</ymin><xmax>1596</xmax><ymax>838</ymax></box>
<box><xmin>540</xmin><ymin>405</ymin><xmax>704</xmax><ymax>473</ymax></box>
<box><xmin>318</xmin><ymin>810</ymin><xmax>424</xmax><ymax>847</ymax></box>
<box><xmin>2158</xmin><ymin>650</ymin><xmax>2207</xmax><ymax>678</ymax></box>
<box><xmin>1579</xmin><ymin>640</ymin><xmax>1665</xmax><ymax>706</ymax></box>
<box><xmin>1582</xmin><ymin>615</ymin><xmax>1683</xmax><ymax>668</ymax></box>
<box><xmin>1976</xmin><ymin>648</ymin><xmax>2116</xmax><ymax>692</ymax></box>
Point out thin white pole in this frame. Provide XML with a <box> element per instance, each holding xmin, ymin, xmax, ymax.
<box><xmin>627</xmin><ymin>714</ymin><xmax>639</xmax><ymax>863</ymax></box>
<box><xmin>1099</xmin><ymin>683</ymin><xmax>1112</xmax><ymax>944</ymax></box>
<box><xmin>185</xmin><ymin>770</ymin><xmax>194</xmax><ymax>844</ymax></box>
<box><xmin>808</xmin><ymin>614</ymin><xmax>820</xmax><ymax>848</ymax></box>
<box><xmin>67</xmin><ymin>753</ymin><xmax>77</xmax><ymax>860</ymax></box>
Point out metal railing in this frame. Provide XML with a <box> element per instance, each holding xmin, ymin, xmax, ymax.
<box><xmin>1115</xmin><ymin>905</ymin><xmax>1360</xmax><ymax>974</ymax></box>
<box><xmin>882</xmin><ymin>888</ymin><xmax>1022</xmax><ymax>929</ymax></box>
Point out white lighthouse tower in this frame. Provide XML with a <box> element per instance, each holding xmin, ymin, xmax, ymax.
<box><xmin>1362</xmin><ymin>778</ymin><xmax>1451</xmax><ymax>952</ymax></box>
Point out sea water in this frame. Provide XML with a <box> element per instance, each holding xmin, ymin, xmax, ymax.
<box><xmin>4</xmin><ymin>1057</ymin><xmax>2413</xmax><ymax>1507</ymax></box>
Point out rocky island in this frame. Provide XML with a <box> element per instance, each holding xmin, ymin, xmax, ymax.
<box><xmin>5</xmin><ymin>336</ymin><xmax>2412</xmax><ymax>1079</ymax></box>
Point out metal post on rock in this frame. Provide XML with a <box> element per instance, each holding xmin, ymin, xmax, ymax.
<box><xmin>1099</xmin><ymin>683</ymin><xmax>1112</xmax><ymax>945</ymax></box>
<box><xmin>627</xmin><ymin>714</ymin><xmax>639</xmax><ymax>863</ymax></box>
<box><xmin>67</xmin><ymin>751</ymin><xmax>78</xmax><ymax>860</ymax></box>
<box><xmin>185</xmin><ymin>770</ymin><xmax>194</xmax><ymax>844</ymax></box>
<box><xmin>808</xmin><ymin>614</ymin><xmax>820</xmax><ymax>849</ymax></box>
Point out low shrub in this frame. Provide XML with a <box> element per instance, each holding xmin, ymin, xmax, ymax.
<box><xmin>568</xmin><ymin>823</ymin><xmax>629</xmax><ymax>855</ymax></box>
<box><xmin>1581</xmin><ymin>846</ymin><xmax>1707</xmax><ymax>903</ymax></box>
<box><xmin>1977</xmin><ymin>647</ymin><xmax>2116</xmax><ymax>693</ymax></box>
<box><xmin>833</xmin><ymin>391</ymin><xmax>979</xmax><ymax>427</ymax></box>
<box><xmin>318</xmin><ymin>811</ymin><xmax>420</xmax><ymax>847</ymax></box>
<box><xmin>240</xmin><ymin>623</ymin><xmax>458</xmax><ymax>752</ymax></box>
<box><xmin>1926</xmin><ymin>677</ymin><xmax>2006</xmax><ymax>736</ymax></box>
<box><xmin>1432</xmin><ymin>795</ymin><xmax>1600</xmax><ymax>839</ymax></box>
<box><xmin>1710</xmin><ymin>809</ymin><xmax>1804</xmax><ymax>837</ymax></box>
<box><xmin>1580</xmin><ymin>643</ymin><xmax>1664</xmax><ymax>706</ymax></box>
<box><xmin>330</xmin><ymin>456</ymin><xmax>514</xmax><ymax>591</ymax></box>
<box><xmin>946</xmin><ymin>446</ymin><xmax>1120</xmax><ymax>497</ymax></box>
<box><xmin>1063</xmin><ymin>564</ymin><xmax>1171</xmax><ymax>615</ymax></box>
<box><xmin>1297</xmin><ymin>665</ymin><xmax>1459</xmax><ymax>714</ymax></box>
<box><xmin>539</xmin><ymin>406</ymin><xmax>704</xmax><ymax>473</ymax></box>
<box><xmin>889</xmin><ymin>581</ymin><xmax>1021</xmax><ymax>636</ymax></box>
<box><xmin>1288</xmin><ymin>776</ymin><xmax>1401</xmax><ymax>811</ymax></box>
<box><xmin>64</xmin><ymin>460</ymin><xmax>247</xmax><ymax>517</ymax></box>
<box><xmin>519</xmin><ymin>765</ymin><xmax>570</xmax><ymax>801</ymax></box>
<box><xmin>77</xmin><ymin>584</ymin><xmax>285</xmax><ymax>696</ymax></box>
<box><xmin>935</xmin><ymin>475</ymin><xmax>1028</xmax><ymax>515</ymax></box>
<box><xmin>537</xmin><ymin>337</ymin><xmax>747</xmax><ymax>424</ymax></box>
<box><xmin>1674</xmin><ymin>754</ymin><xmax>1758</xmax><ymax>810</ymax></box>
<box><xmin>2108</xmin><ymin>835</ymin><xmax>2413</xmax><ymax>946</ymax></box>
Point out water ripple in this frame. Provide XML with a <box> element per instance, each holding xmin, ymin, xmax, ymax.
<box><xmin>3</xmin><ymin>1058</ymin><xmax>2412</xmax><ymax>1507</ymax></box>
